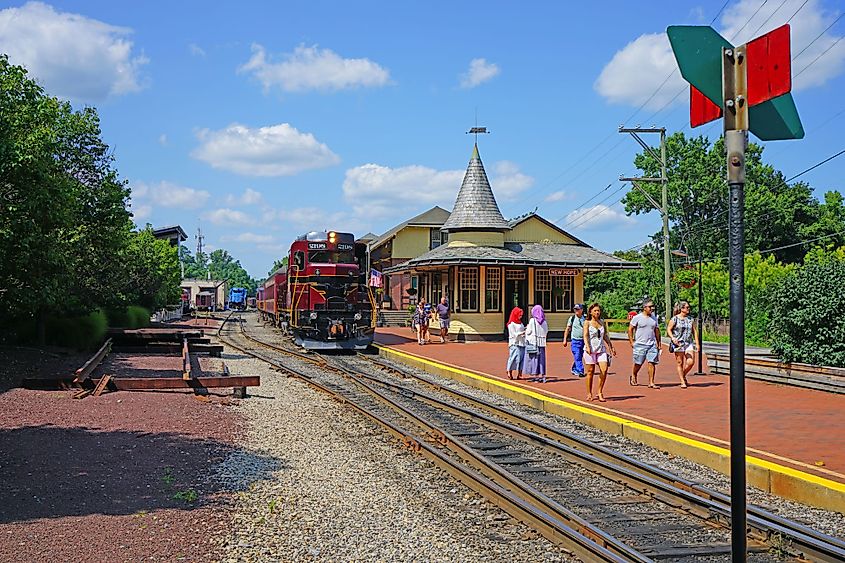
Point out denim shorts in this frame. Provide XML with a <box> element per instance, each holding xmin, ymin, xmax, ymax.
<box><xmin>633</xmin><ymin>343</ymin><xmax>659</xmax><ymax>364</ymax></box>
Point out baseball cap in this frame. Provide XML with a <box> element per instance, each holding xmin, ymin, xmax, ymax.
<box><xmin>573</xmin><ymin>303</ymin><xmax>583</xmax><ymax>310</ymax></box>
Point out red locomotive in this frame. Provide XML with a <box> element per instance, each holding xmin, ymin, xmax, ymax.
<box><xmin>257</xmin><ymin>230</ymin><xmax>375</xmax><ymax>350</ymax></box>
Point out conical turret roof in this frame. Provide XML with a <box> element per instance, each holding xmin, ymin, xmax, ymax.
<box><xmin>441</xmin><ymin>144</ymin><xmax>510</xmax><ymax>232</ymax></box>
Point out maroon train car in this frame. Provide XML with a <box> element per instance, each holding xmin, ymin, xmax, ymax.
<box><xmin>259</xmin><ymin>230</ymin><xmax>374</xmax><ymax>350</ymax></box>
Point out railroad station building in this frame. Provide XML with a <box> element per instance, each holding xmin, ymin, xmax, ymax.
<box><xmin>374</xmin><ymin>145</ymin><xmax>638</xmax><ymax>340</ymax></box>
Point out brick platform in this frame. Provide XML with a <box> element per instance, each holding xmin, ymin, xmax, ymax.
<box><xmin>375</xmin><ymin>327</ymin><xmax>845</xmax><ymax>489</ymax></box>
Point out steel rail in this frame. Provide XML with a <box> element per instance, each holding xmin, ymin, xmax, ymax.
<box><xmin>216</xmin><ymin>314</ymin><xmax>634</xmax><ymax>562</ymax></box>
<box><xmin>358</xmin><ymin>355</ymin><xmax>845</xmax><ymax>562</ymax></box>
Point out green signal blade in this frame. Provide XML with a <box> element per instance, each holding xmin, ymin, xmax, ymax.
<box><xmin>667</xmin><ymin>25</ymin><xmax>733</xmax><ymax>106</ymax></box>
<box><xmin>749</xmin><ymin>93</ymin><xmax>804</xmax><ymax>140</ymax></box>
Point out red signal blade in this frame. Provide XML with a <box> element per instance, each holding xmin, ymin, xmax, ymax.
<box><xmin>747</xmin><ymin>23</ymin><xmax>791</xmax><ymax>106</ymax></box>
<box><xmin>690</xmin><ymin>85</ymin><xmax>722</xmax><ymax>127</ymax></box>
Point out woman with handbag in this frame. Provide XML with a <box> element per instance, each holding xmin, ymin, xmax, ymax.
<box><xmin>583</xmin><ymin>302</ymin><xmax>616</xmax><ymax>402</ymax></box>
<box><xmin>666</xmin><ymin>301</ymin><xmax>699</xmax><ymax>388</ymax></box>
<box><xmin>523</xmin><ymin>304</ymin><xmax>549</xmax><ymax>383</ymax></box>
<box><xmin>506</xmin><ymin>307</ymin><xmax>526</xmax><ymax>380</ymax></box>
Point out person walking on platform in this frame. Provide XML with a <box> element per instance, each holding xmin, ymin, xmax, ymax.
<box><xmin>413</xmin><ymin>299</ymin><xmax>429</xmax><ymax>345</ymax></box>
<box><xmin>436</xmin><ymin>297</ymin><xmax>450</xmax><ymax>343</ymax></box>
<box><xmin>563</xmin><ymin>303</ymin><xmax>586</xmax><ymax>377</ymax></box>
<box><xmin>667</xmin><ymin>301</ymin><xmax>699</xmax><ymax>388</ymax></box>
<box><xmin>423</xmin><ymin>299</ymin><xmax>433</xmax><ymax>343</ymax></box>
<box><xmin>523</xmin><ymin>305</ymin><xmax>549</xmax><ymax>383</ymax></box>
<box><xmin>506</xmin><ymin>307</ymin><xmax>526</xmax><ymax>380</ymax></box>
<box><xmin>628</xmin><ymin>299</ymin><xmax>662</xmax><ymax>388</ymax></box>
<box><xmin>583</xmin><ymin>303</ymin><xmax>616</xmax><ymax>402</ymax></box>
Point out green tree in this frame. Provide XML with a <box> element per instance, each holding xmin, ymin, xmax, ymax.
<box><xmin>267</xmin><ymin>257</ymin><xmax>287</xmax><ymax>277</ymax></box>
<box><xmin>121</xmin><ymin>226</ymin><xmax>181</xmax><ymax>310</ymax></box>
<box><xmin>623</xmin><ymin>132</ymin><xmax>821</xmax><ymax>263</ymax></box>
<box><xmin>207</xmin><ymin>249</ymin><xmax>258</xmax><ymax>295</ymax></box>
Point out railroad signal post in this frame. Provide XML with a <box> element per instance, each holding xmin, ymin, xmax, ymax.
<box><xmin>667</xmin><ymin>22</ymin><xmax>803</xmax><ymax>562</ymax></box>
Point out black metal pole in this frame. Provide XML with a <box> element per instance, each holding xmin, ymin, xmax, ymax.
<box><xmin>696</xmin><ymin>253</ymin><xmax>705</xmax><ymax>374</ymax></box>
<box><xmin>726</xmin><ymin>130</ymin><xmax>747</xmax><ymax>562</ymax></box>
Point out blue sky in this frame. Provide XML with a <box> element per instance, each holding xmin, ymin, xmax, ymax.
<box><xmin>1</xmin><ymin>1</ymin><xmax>843</xmax><ymax>277</ymax></box>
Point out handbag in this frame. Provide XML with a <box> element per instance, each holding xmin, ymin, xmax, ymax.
<box><xmin>526</xmin><ymin>341</ymin><xmax>538</xmax><ymax>355</ymax></box>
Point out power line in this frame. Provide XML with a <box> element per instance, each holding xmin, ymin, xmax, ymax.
<box><xmin>728</xmin><ymin>0</ymin><xmax>770</xmax><ymax>43</ymax></box>
<box><xmin>749</xmin><ymin>0</ymin><xmax>792</xmax><ymax>38</ymax></box>
<box><xmin>794</xmin><ymin>33</ymin><xmax>845</xmax><ymax>80</ymax></box>
<box><xmin>792</xmin><ymin>12</ymin><xmax>843</xmax><ymax>60</ymax></box>
<box><xmin>785</xmin><ymin>0</ymin><xmax>811</xmax><ymax>23</ymax></box>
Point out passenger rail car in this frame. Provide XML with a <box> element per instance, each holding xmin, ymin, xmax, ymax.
<box><xmin>257</xmin><ymin>231</ymin><xmax>375</xmax><ymax>350</ymax></box>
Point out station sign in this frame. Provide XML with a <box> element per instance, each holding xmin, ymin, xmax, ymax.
<box><xmin>549</xmin><ymin>268</ymin><xmax>579</xmax><ymax>277</ymax></box>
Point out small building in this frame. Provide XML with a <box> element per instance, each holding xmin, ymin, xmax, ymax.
<box><xmin>152</xmin><ymin>225</ymin><xmax>188</xmax><ymax>247</ymax></box>
<box><xmin>180</xmin><ymin>279</ymin><xmax>226</xmax><ymax>311</ymax></box>
<box><xmin>381</xmin><ymin>144</ymin><xmax>638</xmax><ymax>340</ymax></box>
<box><xmin>368</xmin><ymin>206</ymin><xmax>451</xmax><ymax>310</ymax></box>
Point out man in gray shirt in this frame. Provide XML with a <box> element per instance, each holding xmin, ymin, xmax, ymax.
<box><xmin>628</xmin><ymin>300</ymin><xmax>661</xmax><ymax>388</ymax></box>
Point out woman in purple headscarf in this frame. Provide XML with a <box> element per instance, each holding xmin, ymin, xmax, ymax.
<box><xmin>523</xmin><ymin>304</ymin><xmax>549</xmax><ymax>382</ymax></box>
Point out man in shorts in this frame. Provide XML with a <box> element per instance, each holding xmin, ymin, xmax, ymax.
<box><xmin>628</xmin><ymin>300</ymin><xmax>662</xmax><ymax>388</ymax></box>
<box><xmin>435</xmin><ymin>297</ymin><xmax>450</xmax><ymax>343</ymax></box>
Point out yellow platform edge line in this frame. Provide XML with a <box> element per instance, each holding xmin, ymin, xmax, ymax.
<box><xmin>374</xmin><ymin>343</ymin><xmax>845</xmax><ymax>507</ymax></box>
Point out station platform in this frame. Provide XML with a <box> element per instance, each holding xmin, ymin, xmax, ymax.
<box><xmin>374</xmin><ymin>327</ymin><xmax>845</xmax><ymax>512</ymax></box>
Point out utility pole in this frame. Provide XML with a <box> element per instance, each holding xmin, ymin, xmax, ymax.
<box><xmin>620</xmin><ymin>126</ymin><xmax>672</xmax><ymax>323</ymax></box>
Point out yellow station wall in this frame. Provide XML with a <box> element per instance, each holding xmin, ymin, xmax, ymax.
<box><xmin>507</xmin><ymin>217</ymin><xmax>579</xmax><ymax>244</ymax></box>
<box><xmin>392</xmin><ymin>226</ymin><xmax>432</xmax><ymax>259</ymax></box>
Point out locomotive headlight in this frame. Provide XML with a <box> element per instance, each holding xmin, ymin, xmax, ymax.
<box><xmin>328</xmin><ymin>231</ymin><xmax>336</xmax><ymax>242</ymax></box>
<box><xmin>310</xmin><ymin>312</ymin><xmax>318</xmax><ymax>320</ymax></box>
<box><xmin>315</xmin><ymin>268</ymin><xmax>321</xmax><ymax>276</ymax></box>
<box><xmin>354</xmin><ymin>312</ymin><xmax>362</xmax><ymax>320</ymax></box>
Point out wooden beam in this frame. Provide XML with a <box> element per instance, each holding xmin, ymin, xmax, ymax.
<box><xmin>73</xmin><ymin>339</ymin><xmax>112</xmax><ymax>384</ymax></box>
<box><xmin>111</xmin><ymin>376</ymin><xmax>260</xmax><ymax>390</ymax></box>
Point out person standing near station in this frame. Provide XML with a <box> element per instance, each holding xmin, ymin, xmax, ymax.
<box><xmin>563</xmin><ymin>303</ymin><xmax>586</xmax><ymax>377</ymax></box>
<box><xmin>435</xmin><ymin>297</ymin><xmax>450</xmax><ymax>343</ymax></box>
<box><xmin>667</xmin><ymin>301</ymin><xmax>699</xmax><ymax>388</ymax></box>
<box><xmin>523</xmin><ymin>304</ymin><xmax>549</xmax><ymax>383</ymax></box>
<box><xmin>628</xmin><ymin>299</ymin><xmax>661</xmax><ymax>388</ymax></box>
<box><xmin>506</xmin><ymin>307</ymin><xmax>526</xmax><ymax>380</ymax></box>
<box><xmin>413</xmin><ymin>298</ymin><xmax>429</xmax><ymax>345</ymax></box>
<box><xmin>583</xmin><ymin>303</ymin><xmax>616</xmax><ymax>402</ymax></box>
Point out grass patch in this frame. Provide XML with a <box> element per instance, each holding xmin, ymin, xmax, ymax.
<box><xmin>172</xmin><ymin>489</ymin><xmax>198</xmax><ymax>503</ymax></box>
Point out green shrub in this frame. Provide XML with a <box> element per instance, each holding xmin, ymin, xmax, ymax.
<box><xmin>107</xmin><ymin>306</ymin><xmax>151</xmax><ymax>328</ymax></box>
<box><xmin>768</xmin><ymin>260</ymin><xmax>845</xmax><ymax>366</ymax></box>
<box><xmin>126</xmin><ymin>306</ymin><xmax>151</xmax><ymax>328</ymax></box>
<box><xmin>46</xmin><ymin>310</ymin><xmax>108</xmax><ymax>350</ymax></box>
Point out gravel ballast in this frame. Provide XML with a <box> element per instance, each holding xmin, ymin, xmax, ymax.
<box><xmin>218</xmin><ymin>337</ymin><xmax>575</xmax><ymax>562</ymax></box>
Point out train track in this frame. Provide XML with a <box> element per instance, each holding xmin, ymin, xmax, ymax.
<box><xmin>218</xmin><ymin>312</ymin><xmax>845</xmax><ymax>562</ymax></box>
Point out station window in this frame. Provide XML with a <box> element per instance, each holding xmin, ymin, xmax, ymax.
<box><xmin>534</xmin><ymin>270</ymin><xmax>552</xmax><ymax>311</ymax></box>
<box><xmin>553</xmin><ymin>275</ymin><xmax>574</xmax><ymax>312</ymax></box>
<box><xmin>459</xmin><ymin>267</ymin><xmax>479</xmax><ymax>312</ymax></box>
<box><xmin>430</xmin><ymin>229</ymin><xmax>442</xmax><ymax>250</ymax></box>
<box><xmin>485</xmin><ymin>267</ymin><xmax>501</xmax><ymax>312</ymax></box>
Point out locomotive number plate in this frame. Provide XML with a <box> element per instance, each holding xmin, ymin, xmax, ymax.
<box><xmin>308</xmin><ymin>242</ymin><xmax>327</xmax><ymax>249</ymax></box>
<box><xmin>337</xmin><ymin>243</ymin><xmax>353</xmax><ymax>251</ymax></box>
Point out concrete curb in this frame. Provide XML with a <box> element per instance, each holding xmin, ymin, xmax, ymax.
<box><xmin>375</xmin><ymin>343</ymin><xmax>845</xmax><ymax>513</ymax></box>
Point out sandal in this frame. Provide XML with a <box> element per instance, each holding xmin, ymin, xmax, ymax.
<box><xmin>586</xmin><ymin>395</ymin><xmax>594</xmax><ymax>401</ymax></box>
<box><xmin>629</xmin><ymin>376</ymin><xmax>637</xmax><ymax>386</ymax></box>
<box><xmin>648</xmin><ymin>384</ymin><xmax>659</xmax><ymax>389</ymax></box>
<box><xmin>597</xmin><ymin>395</ymin><xmax>606</xmax><ymax>402</ymax></box>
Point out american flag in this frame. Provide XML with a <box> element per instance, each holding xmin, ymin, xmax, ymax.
<box><xmin>369</xmin><ymin>269</ymin><xmax>383</xmax><ymax>288</ymax></box>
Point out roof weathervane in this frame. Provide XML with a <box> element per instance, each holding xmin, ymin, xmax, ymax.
<box><xmin>466</xmin><ymin>126</ymin><xmax>489</xmax><ymax>144</ymax></box>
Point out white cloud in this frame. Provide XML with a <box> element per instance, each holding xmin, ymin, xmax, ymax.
<box><xmin>221</xmin><ymin>232</ymin><xmax>274</xmax><ymax>244</ymax></box>
<box><xmin>131</xmin><ymin>203</ymin><xmax>152</xmax><ymax>221</ymax></box>
<box><xmin>545</xmin><ymin>190</ymin><xmax>573</xmax><ymax>203</ymax></box>
<box><xmin>564</xmin><ymin>204</ymin><xmax>635</xmax><ymax>230</ymax></box>
<box><xmin>342</xmin><ymin>163</ymin><xmax>463</xmax><ymax>219</ymax></box>
<box><xmin>192</xmin><ymin>123</ymin><xmax>340</xmax><ymax>176</ymax></box>
<box><xmin>204</xmin><ymin>208</ymin><xmax>253</xmax><ymax>226</ymax></box>
<box><xmin>239</xmin><ymin>43</ymin><xmax>390</xmax><ymax>93</ymax></box>
<box><xmin>490</xmin><ymin>161</ymin><xmax>533</xmax><ymax>200</ymax></box>
<box><xmin>720</xmin><ymin>0</ymin><xmax>845</xmax><ymax>90</ymax></box>
<box><xmin>594</xmin><ymin>0</ymin><xmax>845</xmax><ymax>109</ymax></box>
<box><xmin>225</xmin><ymin>188</ymin><xmax>264</xmax><ymax>206</ymax></box>
<box><xmin>158</xmin><ymin>134</ymin><xmax>168</xmax><ymax>146</ymax></box>
<box><xmin>188</xmin><ymin>43</ymin><xmax>206</xmax><ymax>57</ymax></box>
<box><xmin>131</xmin><ymin>180</ymin><xmax>210</xmax><ymax>210</ymax></box>
<box><xmin>594</xmin><ymin>32</ymin><xmax>686</xmax><ymax>110</ymax></box>
<box><xmin>0</xmin><ymin>1</ymin><xmax>148</xmax><ymax>102</ymax></box>
<box><xmin>460</xmin><ymin>58</ymin><xmax>500</xmax><ymax>88</ymax></box>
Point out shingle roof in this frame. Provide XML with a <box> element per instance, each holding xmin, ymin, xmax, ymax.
<box><xmin>383</xmin><ymin>242</ymin><xmax>640</xmax><ymax>273</ymax></box>
<box><xmin>441</xmin><ymin>144</ymin><xmax>510</xmax><ymax>232</ymax></box>
<box><xmin>369</xmin><ymin>206</ymin><xmax>451</xmax><ymax>251</ymax></box>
